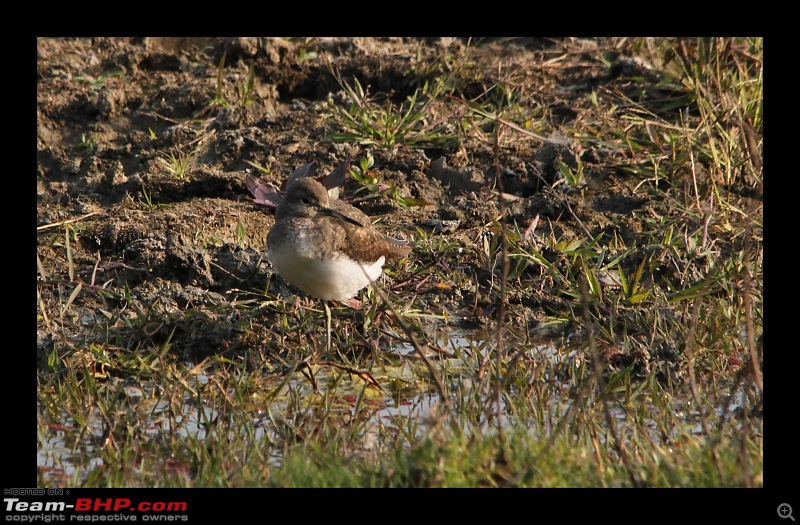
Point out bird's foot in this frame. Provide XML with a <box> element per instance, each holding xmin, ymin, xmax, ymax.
<box><xmin>341</xmin><ymin>298</ymin><xmax>363</xmax><ymax>310</ymax></box>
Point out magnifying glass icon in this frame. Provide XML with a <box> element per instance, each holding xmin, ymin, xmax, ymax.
<box><xmin>779</xmin><ymin>504</ymin><xmax>795</xmax><ymax>521</ymax></box>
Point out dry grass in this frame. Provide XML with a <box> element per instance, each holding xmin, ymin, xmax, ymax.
<box><xmin>36</xmin><ymin>37</ymin><xmax>762</xmax><ymax>488</ymax></box>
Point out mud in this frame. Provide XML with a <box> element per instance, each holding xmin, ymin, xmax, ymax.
<box><xmin>37</xmin><ymin>37</ymin><xmax>729</xmax><ymax>375</ymax></box>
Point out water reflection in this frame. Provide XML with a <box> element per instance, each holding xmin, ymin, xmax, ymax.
<box><xmin>37</xmin><ymin>327</ymin><xmax>749</xmax><ymax>485</ymax></box>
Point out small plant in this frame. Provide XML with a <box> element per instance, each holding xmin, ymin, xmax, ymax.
<box><xmin>243</xmin><ymin>159</ymin><xmax>271</xmax><ymax>175</ymax></box>
<box><xmin>326</xmin><ymin>72</ymin><xmax>456</xmax><ymax>149</ymax></box>
<box><xmin>618</xmin><ymin>256</ymin><xmax>651</xmax><ymax>305</ymax></box>
<box><xmin>139</xmin><ymin>180</ymin><xmax>160</xmax><ymax>209</ymax></box>
<box><xmin>65</xmin><ymin>222</ymin><xmax>87</xmax><ymax>244</ymax></box>
<box><xmin>195</xmin><ymin>229</ymin><xmax>222</xmax><ymax>247</ymax></box>
<box><xmin>555</xmin><ymin>158</ymin><xmax>586</xmax><ymax>189</ymax></box>
<box><xmin>236</xmin><ymin>64</ymin><xmax>257</xmax><ymax>107</ymax></box>
<box><xmin>236</xmin><ymin>217</ymin><xmax>246</xmax><ymax>247</ymax></box>
<box><xmin>349</xmin><ymin>154</ymin><xmax>430</xmax><ymax>208</ymax></box>
<box><xmin>158</xmin><ymin>148</ymin><xmax>196</xmax><ymax>181</ymax></box>
<box><xmin>349</xmin><ymin>154</ymin><xmax>379</xmax><ymax>190</ymax></box>
<box><xmin>297</xmin><ymin>37</ymin><xmax>317</xmax><ymax>62</ymax></box>
<box><xmin>72</xmin><ymin>69</ymin><xmax>123</xmax><ymax>90</ymax></box>
<box><xmin>78</xmin><ymin>133</ymin><xmax>98</xmax><ymax>153</ymax></box>
<box><xmin>213</xmin><ymin>51</ymin><xmax>257</xmax><ymax>108</ymax></box>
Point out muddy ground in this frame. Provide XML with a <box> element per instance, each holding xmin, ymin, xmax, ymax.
<box><xmin>36</xmin><ymin>37</ymin><xmax>755</xmax><ymax>376</ymax></box>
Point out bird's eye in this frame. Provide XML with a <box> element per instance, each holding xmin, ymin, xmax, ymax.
<box><xmin>301</xmin><ymin>197</ymin><xmax>312</xmax><ymax>205</ymax></box>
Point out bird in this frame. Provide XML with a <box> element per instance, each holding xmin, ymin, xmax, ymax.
<box><xmin>266</xmin><ymin>176</ymin><xmax>413</xmax><ymax>353</ymax></box>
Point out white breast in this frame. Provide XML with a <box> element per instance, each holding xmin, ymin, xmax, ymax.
<box><xmin>268</xmin><ymin>247</ymin><xmax>385</xmax><ymax>301</ymax></box>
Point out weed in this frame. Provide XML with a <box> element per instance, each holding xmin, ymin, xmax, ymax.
<box><xmin>78</xmin><ymin>133</ymin><xmax>98</xmax><ymax>153</ymax></box>
<box><xmin>349</xmin><ymin>154</ymin><xmax>431</xmax><ymax>208</ymax></box>
<box><xmin>236</xmin><ymin>217</ymin><xmax>246</xmax><ymax>247</ymax></box>
<box><xmin>554</xmin><ymin>158</ymin><xmax>586</xmax><ymax>189</ymax></box>
<box><xmin>36</xmin><ymin>37</ymin><xmax>762</xmax><ymax>490</ymax></box>
<box><xmin>72</xmin><ymin>69</ymin><xmax>123</xmax><ymax>90</ymax></box>
<box><xmin>325</xmin><ymin>71</ymin><xmax>457</xmax><ymax>149</ymax></box>
<box><xmin>139</xmin><ymin>180</ymin><xmax>156</xmax><ymax>208</ymax></box>
<box><xmin>157</xmin><ymin>148</ymin><xmax>197</xmax><ymax>181</ymax></box>
<box><xmin>212</xmin><ymin>51</ymin><xmax>257</xmax><ymax>108</ymax></box>
<box><xmin>243</xmin><ymin>159</ymin><xmax>271</xmax><ymax>175</ymax></box>
<box><xmin>295</xmin><ymin>37</ymin><xmax>317</xmax><ymax>62</ymax></box>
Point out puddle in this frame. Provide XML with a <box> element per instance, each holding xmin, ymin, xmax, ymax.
<box><xmin>37</xmin><ymin>327</ymin><xmax>750</xmax><ymax>485</ymax></box>
<box><xmin>37</xmin><ymin>412</ymin><xmax>105</xmax><ymax>484</ymax></box>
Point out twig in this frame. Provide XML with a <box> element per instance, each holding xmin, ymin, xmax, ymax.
<box><xmin>685</xmin><ymin>297</ymin><xmax>724</xmax><ymax>483</ymax></box>
<box><xmin>37</xmin><ymin>212</ymin><xmax>102</xmax><ymax>232</ymax></box>
<box><xmin>311</xmin><ymin>359</ymin><xmax>383</xmax><ymax>390</ymax></box>
<box><xmin>452</xmin><ymin>96</ymin><xmax>548</xmax><ymax>142</ymax></box>
<box><xmin>582</xmin><ymin>275</ymin><xmax>641</xmax><ymax>487</ymax></box>
<box><xmin>742</xmin><ymin>227</ymin><xmax>763</xmax><ymax>394</ymax></box>
<box><xmin>680</xmin><ymin>109</ymin><xmax>702</xmax><ymax>210</ymax></box>
<box><xmin>366</xmin><ymin>272</ymin><xmax>450</xmax><ymax>407</ymax></box>
<box><xmin>492</xmin><ymin>122</ymin><xmax>509</xmax><ymax>456</ymax></box>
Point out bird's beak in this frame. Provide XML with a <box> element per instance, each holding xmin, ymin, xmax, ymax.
<box><xmin>320</xmin><ymin>207</ymin><xmax>363</xmax><ymax>227</ymax></box>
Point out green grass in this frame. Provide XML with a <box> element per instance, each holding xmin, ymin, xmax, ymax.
<box><xmin>325</xmin><ymin>69</ymin><xmax>457</xmax><ymax>149</ymax></box>
<box><xmin>157</xmin><ymin>148</ymin><xmax>197</xmax><ymax>181</ymax></box>
<box><xmin>37</xmin><ymin>37</ymin><xmax>762</xmax><ymax>488</ymax></box>
<box><xmin>37</xmin><ymin>331</ymin><xmax>761</xmax><ymax>487</ymax></box>
<box><xmin>212</xmin><ymin>50</ymin><xmax>258</xmax><ymax>108</ymax></box>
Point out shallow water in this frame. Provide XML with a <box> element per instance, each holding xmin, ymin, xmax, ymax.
<box><xmin>37</xmin><ymin>327</ymin><xmax>748</xmax><ymax>486</ymax></box>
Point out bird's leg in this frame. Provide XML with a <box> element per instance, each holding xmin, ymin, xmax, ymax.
<box><xmin>343</xmin><ymin>297</ymin><xmax>363</xmax><ymax>310</ymax></box>
<box><xmin>324</xmin><ymin>301</ymin><xmax>332</xmax><ymax>354</ymax></box>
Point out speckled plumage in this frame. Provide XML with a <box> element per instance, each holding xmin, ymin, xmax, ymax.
<box><xmin>267</xmin><ymin>177</ymin><xmax>412</xmax><ymax>302</ymax></box>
